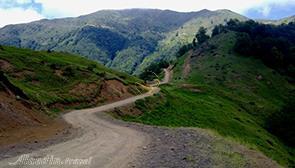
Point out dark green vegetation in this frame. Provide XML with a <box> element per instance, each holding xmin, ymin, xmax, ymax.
<box><xmin>0</xmin><ymin>9</ymin><xmax>293</xmax><ymax>75</ymax></box>
<box><xmin>117</xmin><ymin>26</ymin><xmax>295</xmax><ymax>166</ymax></box>
<box><xmin>0</xmin><ymin>9</ymin><xmax>249</xmax><ymax>74</ymax></box>
<box><xmin>139</xmin><ymin>60</ymin><xmax>169</xmax><ymax>81</ymax></box>
<box><xmin>195</xmin><ymin>27</ymin><xmax>210</xmax><ymax>44</ymax></box>
<box><xmin>0</xmin><ymin>46</ymin><xmax>142</xmax><ymax>114</ymax></box>
<box><xmin>212</xmin><ymin>20</ymin><xmax>295</xmax><ymax>79</ymax></box>
<box><xmin>266</xmin><ymin>98</ymin><xmax>295</xmax><ymax>148</ymax></box>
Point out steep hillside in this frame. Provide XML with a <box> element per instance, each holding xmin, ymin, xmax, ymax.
<box><xmin>0</xmin><ymin>45</ymin><xmax>145</xmax><ymax>148</ymax></box>
<box><xmin>0</xmin><ymin>46</ymin><xmax>143</xmax><ymax>114</ymax></box>
<box><xmin>0</xmin><ymin>81</ymin><xmax>70</xmax><ymax>148</ymax></box>
<box><xmin>113</xmin><ymin>32</ymin><xmax>295</xmax><ymax>166</ymax></box>
<box><xmin>0</xmin><ymin>9</ymin><xmax>247</xmax><ymax>74</ymax></box>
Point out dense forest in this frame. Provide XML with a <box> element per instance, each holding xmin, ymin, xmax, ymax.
<box><xmin>212</xmin><ymin>20</ymin><xmax>295</xmax><ymax>79</ymax></box>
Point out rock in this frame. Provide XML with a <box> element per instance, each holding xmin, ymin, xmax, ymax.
<box><xmin>256</xmin><ymin>75</ymin><xmax>263</xmax><ymax>80</ymax></box>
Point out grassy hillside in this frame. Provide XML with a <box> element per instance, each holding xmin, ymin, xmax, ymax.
<box><xmin>0</xmin><ymin>9</ymin><xmax>247</xmax><ymax>74</ymax></box>
<box><xmin>114</xmin><ymin>32</ymin><xmax>295</xmax><ymax>166</ymax></box>
<box><xmin>134</xmin><ymin>9</ymin><xmax>247</xmax><ymax>74</ymax></box>
<box><xmin>0</xmin><ymin>46</ymin><xmax>143</xmax><ymax>115</ymax></box>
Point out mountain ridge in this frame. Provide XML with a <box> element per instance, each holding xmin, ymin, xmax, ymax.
<box><xmin>0</xmin><ymin>8</ymin><xmax>293</xmax><ymax>74</ymax></box>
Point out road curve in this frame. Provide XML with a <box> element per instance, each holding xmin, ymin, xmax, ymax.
<box><xmin>0</xmin><ymin>87</ymin><xmax>160</xmax><ymax>168</ymax></box>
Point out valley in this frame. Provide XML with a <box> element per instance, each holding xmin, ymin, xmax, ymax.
<box><xmin>0</xmin><ymin>7</ymin><xmax>294</xmax><ymax>168</ymax></box>
<box><xmin>0</xmin><ymin>9</ymin><xmax>254</xmax><ymax>74</ymax></box>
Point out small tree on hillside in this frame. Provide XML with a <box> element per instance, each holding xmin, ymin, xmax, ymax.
<box><xmin>196</xmin><ymin>27</ymin><xmax>210</xmax><ymax>44</ymax></box>
<box><xmin>192</xmin><ymin>38</ymin><xmax>197</xmax><ymax>47</ymax></box>
<box><xmin>212</xmin><ymin>24</ymin><xmax>226</xmax><ymax>37</ymax></box>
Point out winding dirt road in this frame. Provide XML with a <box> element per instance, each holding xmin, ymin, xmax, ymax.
<box><xmin>0</xmin><ymin>69</ymin><xmax>171</xmax><ymax>168</ymax></box>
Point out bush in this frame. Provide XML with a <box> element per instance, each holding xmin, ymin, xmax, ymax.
<box><xmin>87</xmin><ymin>63</ymin><xmax>97</xmax><ymax>71</ymax></box>
<box><xmin>139</xmin><ymin>60</ymin><xmax>169</xmax><ymax>81</ymax></box>
<box><xmin>195</xmin><ymin>27</ymin><xmax>210</xmax><ymax>44</ymax></box>
<box><xmin>63</xmin><ymin>66</ymin><xmax>75</xmax><ymax>77</ymax></box>
<box><xmin>177</xmin><ymin>44</ymin><xmax>193</xmax><ymax>57</ymax></box>
<box><xmin>234</xmin><ymin>32</ymin><xmax>252</xmax><ymax>55</ymax></box>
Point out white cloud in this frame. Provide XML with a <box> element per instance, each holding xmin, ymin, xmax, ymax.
<box><xmin>0</xmin><ymin>7</ymin><xmax>44</xmax><ymax>27</ymax></box>
<box><xmin>0</xmin><ymin>0</ymin><xmax>293</xmax><ymax>27</ymax></box>
<box><xmin>261</xmin><ymin>6</ymin><xmax>271</xmax><ymax>17</ymax></box>
<box><xmin>15</xmin><ymin>0</ymin><xmax>32</xmax><ymax>4</ymax></box>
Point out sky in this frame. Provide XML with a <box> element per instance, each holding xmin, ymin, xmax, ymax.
<box><xmin>0</xmin><ymin>0</ymin><xmax>294</xmax><ymax>27</ymax></box>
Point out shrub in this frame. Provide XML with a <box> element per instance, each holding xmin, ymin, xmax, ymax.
<box><xmin>139</xmin><ymin>60</ymin><xmax>169</xmax><ymax>81</ymax></box>
<box><xmin>63</xmin><ymin>66</ymin><xmax>75</xmax><ymax>77</ymax></box>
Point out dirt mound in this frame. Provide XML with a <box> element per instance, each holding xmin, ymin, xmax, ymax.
<box><xmin>100</xmin><ymin>80</ymin><xmax>133</xmax><ymax>102</ymax></box>
<box><xmin>70</xmin><ymin>82</ymin><xmax>99</xmax><ymax>97</ymax></box>
<box><xmin>0</xmin><ymin>88</ymin><xmax>70</xmax><ymax>147</ymax></box>
<box><xmin>0</xmin><ymin>59</ymin><xmax>12</xmax><ymax>72</ymax></box>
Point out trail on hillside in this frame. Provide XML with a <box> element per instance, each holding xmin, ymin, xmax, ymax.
<box><xmin>0</xmin><ymin>67</ymin><xmax>280</xmax><ymax>168</ymax></box>
<box><xmin>161</xmin><ymin>66</ymin><xmax>173</xmax><ymax>84</ymax></box>
<box><xmin>0</xmin><ymin>69</ymin><xmax>171</xmax><ymax>168</ymax></box>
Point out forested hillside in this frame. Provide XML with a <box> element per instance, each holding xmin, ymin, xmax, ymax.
<box><xmin>0</xmin><ymin>9</ymin><xmax>247</xmax><ymax>74</ymax></box>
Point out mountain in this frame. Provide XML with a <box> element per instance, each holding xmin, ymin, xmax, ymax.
<box><xmin>259</xmin><ymin>15</ymin><xmax>295</xmax><ymax>25</ymax></box>
<box><xmin>112</xmin><ymin>27</ymin><xmax>295</xmax><ymax>166</ymax></box>
<box><xmin>0</xmin><ymin>9</ymin><xmax>248</xmax><ymax>75</ymax></box>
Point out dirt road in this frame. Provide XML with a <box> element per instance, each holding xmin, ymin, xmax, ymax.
<box><xmin>162</xmin><ymin>66</ymin><xmax>173</xmax><ymax>84</ymax></box>
<box><xmin>0</xmin><ymin>67</ymin><xmax>279</xmax><ymax>168</ymax></box>
<box><xmin>0</xmin><ymin>86</ymin><xmax>160</xmax><ymax>168</ymax></box>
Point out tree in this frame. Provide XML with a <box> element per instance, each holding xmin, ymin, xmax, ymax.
<box><xmin>192</xmin><ymin>38</ymin><xmax>197</xmax><ymax>47</ymax></box>
<box><xmin>211</xmin><ymin>26</ymin><xmax>220</xmax><ymax>37</ymax></box>
<box><xmin>212</xmin><ymin>24</ymin><xmax>226</xmax><ymax>37</ymax></box>
<box><xmin>139</xmin><ymin>60</ymin><xmax>169</xmax><ymax>81</ymax></box>
<box><xmin>196</xmin><ymin>27</ymin><xmax>209</xmax><ymax>44</ymax></box>
<box><xmin>270</xmin><ymin>46</ymin><xmax>284</xmax><ymax>67</ymax></box>
<box><xmin>234</xmin><ymin>32</ymin><xmax>252</xmax><ymax>56</ymax></box>
<box><xmin>177</xmin><ymin>44</ymin><xmax>194</xmax><ymax>57</ymax></box>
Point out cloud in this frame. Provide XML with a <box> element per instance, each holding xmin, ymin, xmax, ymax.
<box><xmin>261</xmin><ymin>6</ymin><xmax>271</xmax><ymax>17</ymax></box>
<box><xmin>0</xmin><ymin>7</ymin><xmax>44</xmax><ymax>27</ymax></box>
<box><xmin>15</xmin><ymin>0</ymin><xmax>32</xmax><ymax>4</ymax></box>
<box><xmin>0</xmin><ymin>0</ymin><xmax>294</xmax><ymax>27</ymax></box>
<box><xmin>244</xmin><ymin>0</ymin><xmax>295</xmax><ymax>19</ymax></box>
